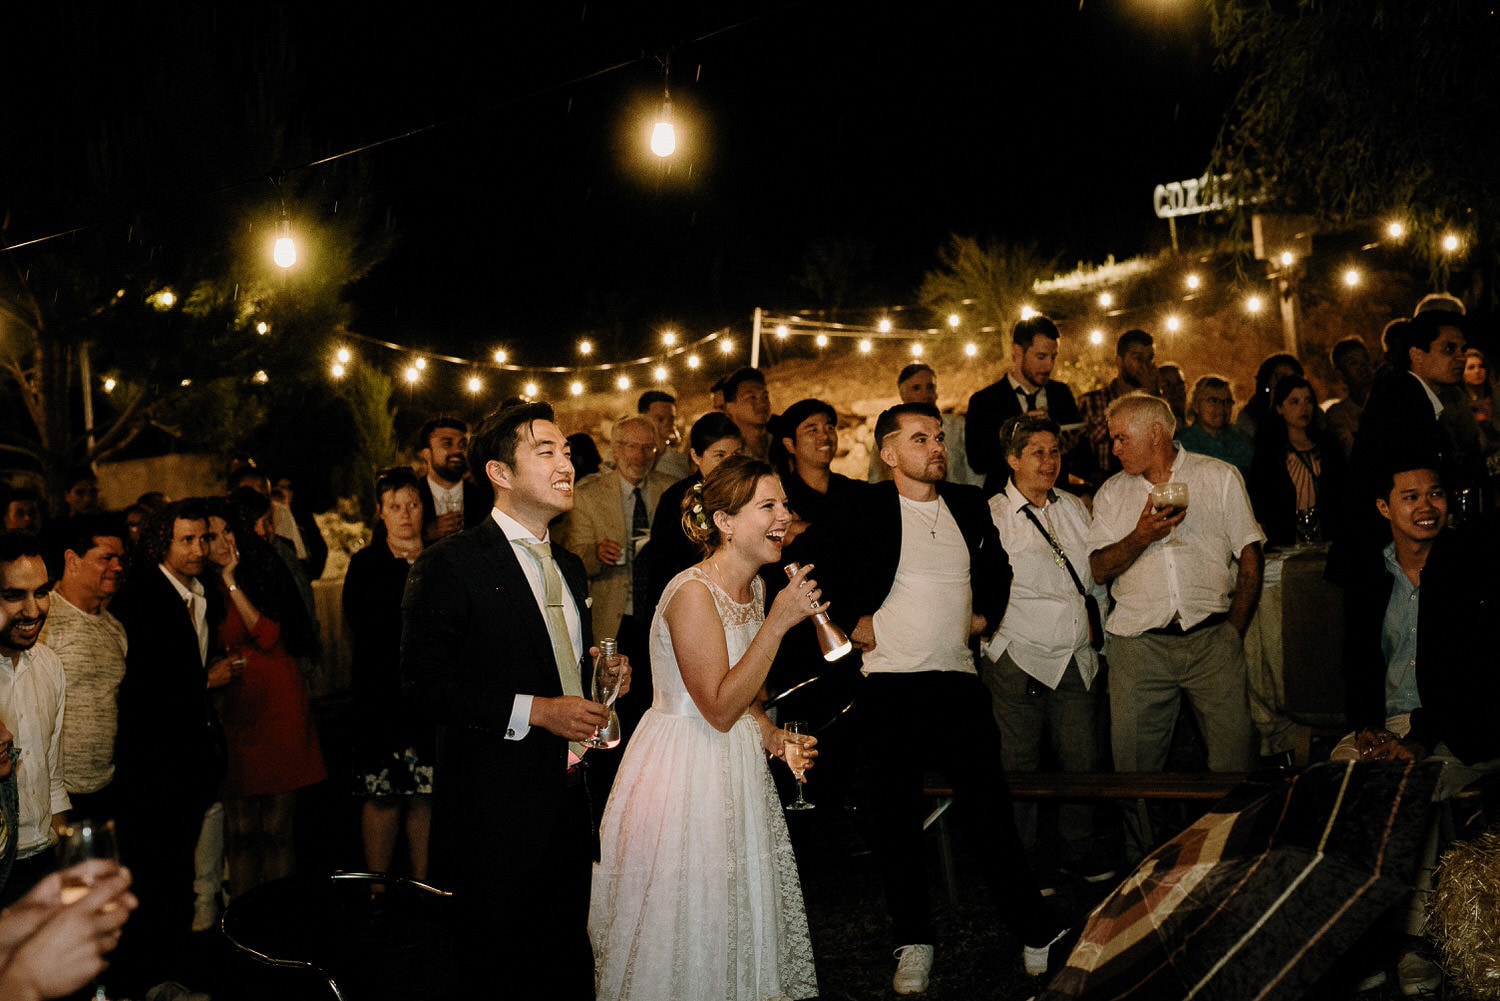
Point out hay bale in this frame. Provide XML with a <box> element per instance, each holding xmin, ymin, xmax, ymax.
<box><xmin>1430</xmin><ymin>829</ymin><xmax>1500</xmax><ymax>999</ymax></box>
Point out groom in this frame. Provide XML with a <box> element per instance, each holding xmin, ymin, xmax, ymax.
<box><xmin>402</xmin><ymin>402</ymin><xmax>629</xmax><ymax>1000</ymax></box>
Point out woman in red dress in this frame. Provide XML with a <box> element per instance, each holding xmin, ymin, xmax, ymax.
<box><xmin>205</xmin><ymin>494</ymin><xmax>325</xmax><ymax>896</ymax></box>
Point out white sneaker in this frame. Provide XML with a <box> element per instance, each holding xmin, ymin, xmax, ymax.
<box><xmin>893</xmin><ymin>943</ymin><xmax>934</xmax><ymax>995</ymax></box>
<box><xmin>1023</xmin><ymin>926</ymin><xmax>1071</xmax><ymax>977</ymax></box>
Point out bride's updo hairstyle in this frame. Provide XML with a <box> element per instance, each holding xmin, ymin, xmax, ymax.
<box><xmin>681</xmin><ymin>454</ymin><xmax>777</xmax><ymax>553</ymax></box>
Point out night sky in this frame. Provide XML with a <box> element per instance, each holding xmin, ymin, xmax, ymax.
<box><xmin>5</xmin><ymin>1</ymin><xmax>1229</xmax><ymax>366</ymax></box>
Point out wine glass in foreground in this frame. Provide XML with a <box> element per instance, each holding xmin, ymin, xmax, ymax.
<box><xmin>56</xmin><ymin>819</ymin><xmax>122</xmax><ymax>1001</ymax></box>
<box><xmin>56</xmin><ymin>818</ymin><xmax>120</xmax><ymax>903</ymax></box>
<box><xmin>587</xmin><ymin>638</ymin><xmax>624</xmax><ymax>749</ymax></box>
<box><xmin>783</xmin><ymin>720</ymin><xmax>815</xmax><ymax>812</ymax></box>
<box><xmin>1150</xmin><ymin>481</ymin><xmax>1189</xmax><ymax>548</ymax></box>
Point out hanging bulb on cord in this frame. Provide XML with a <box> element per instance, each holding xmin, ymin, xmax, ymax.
<box><xmin>273</xmin><ymin>214</ymin><xmax>297</xmax><ymax>269</ymax></box>
<box><xmin>650</xmin><ymin>95</ymin><xmax>676</xmax><ymax>158</ymax></box>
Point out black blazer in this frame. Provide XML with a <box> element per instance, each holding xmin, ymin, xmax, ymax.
<box><xmin>965</xmin><ymin>379</ymin><xmax>1083</xmax><ymax>496</ymax></box>
<box><xmin>825</xmin><ymin>480</ymin><xmax>1012</xmax><ymax>644</ymax></box>
<box><xmin>416</xmin><ymin>476</ymin><xmax>494</xmax><ymax>536</ymax></box>
<box><xmin>1338</xmin><ymin>544</ymin><xmax>1410</xmax><ymax>737</ymax></box>
<box><xmin>110</xmin><ymin>567</ymin><xmax>225</xmax><ymax>811</ymax></box>
<box><xmin>400</xmin><ymin>517</ymin><xmax>594</xmax><ymax>888</ymax></box>
<box><xmin>1416</xmin><ymin>521</ymin><xmax>1500</xmax><ymax>764</ymax></box>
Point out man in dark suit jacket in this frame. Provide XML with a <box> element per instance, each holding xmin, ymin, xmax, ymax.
<box><xmin>965</xmin><ymin>315</ymin><xmax>1084</xmax><ymax>496</ymax></box>
<box><xmin>826</xmin><ymin>402</ymin><xmax>1064</xmax><ymax>995</ymax></box>
<box><xmin>401</xmin><ymin>402</ymin><xmax>628</xmax><ymax>1001</ymax></box>
<box><xmin>109</xmin><ymin>499</ymin><xmax>232</xmax><ymax>994</ymax></box>
<box><xmin>414</xmin><ymin>416</ymin><xmax>493</xmax><ymax>543</ymax></box>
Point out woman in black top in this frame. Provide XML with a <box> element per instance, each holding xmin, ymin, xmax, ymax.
<box><xmin>1249</xmin><ymin>375</ymin><xmax>1348</xmax><ymax>548</ymax></box>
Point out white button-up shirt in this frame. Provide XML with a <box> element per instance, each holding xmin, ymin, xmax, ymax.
<box><xmin>983</xmin><ymin>482</ymin><xmax>1100</xmax><ymax>690</ymax></box>
<box><xmin>1088</xmin><ymin>446</ymin><xmax>1265</xmax><ymax>638</ymax></box>
<box><xmin>0</xmin><ymin>645</ymin><xmax>71</xmax><ymax>858</ymax></box>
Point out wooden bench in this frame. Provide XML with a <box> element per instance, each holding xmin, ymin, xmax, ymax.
<box><xmin>920</xmin><ymin>771</ymin><xmax>1259</xmax><ymax>906</ymax></box>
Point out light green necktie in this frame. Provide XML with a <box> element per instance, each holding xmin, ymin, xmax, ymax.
<box><xmin>519</xmin><ymin>540</ymin><xmax>588</xmax><ymax>759</ymax></box>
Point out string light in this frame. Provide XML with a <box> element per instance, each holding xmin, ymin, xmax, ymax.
<box><xmin>775</xmin><ymin>324</ymin><xmax>790</xmax><ymax>340</ymax></box>
<box><xmin>273</xmin><ymin>214</ymin><xmax>297</xmax><ymax>269</ymax></box>
<box><xmin>910</xmin><ymin>342</ymin><xmax>924</xmax><ymax>358</ymax></box>
<box><xmin>858</xmin><ymin>339</ymin><xmax>872</xmax><ymax>354</ymax></box>
<box><xmin>1386</xmin><ymin>221</ymin><xmax>1406</xmax><ymax>240</ymax></box>
<box><xmin>1185</xmin><ymin>273</ymin><xmax>1201</xmax><ymax>290</ymax></box>
<box><xmin>719</xmin><ymin>339</ymin><xmax>733</xmax><ymax>355</ymax></box>
<box><xmin>103</xmin><ymin>378</ymin><xmax>116</xmax><ymax>393</ymax></box>
<box><xmin>814</xmin><ymin>333</ymin><xmax>829</xmax><ymax>348</ymax></box>
<box><xmin>524</xmin><ymin>382</ymin><xmax>539</xmax><ymax>397</ymax></box>
<box><xmin>1343</xmin><ymin>269</ymin><xmax>1361</xmax><ymax>287</ymax></box>
<box><xmin>687</xmin><ymin>354</ymin><xmax>701</xmax><ymax>369</ymax></box>
<box><xmin>964</xmin><ymin>342</ymin><xmax>977</xmax><ymax>357</ymax></box>
<box><xmin>615</xmin><ymin>375</ymin><xmax>631</xmax><ymax>391</ymax></box>
<box><xmin>256</xmin><ymin>321</ymin><xmax>270</xmax><ymax>335</ymax></box>
<box><xmin>878</xmin><ymin>318</ymin><xmax>892</xmax><ymax>333</ymax></box>
<box><xmin>650</xmin><ymin>55</ymin><xmax>676</xmax><ymax>158</ymax></box>
<box><xmin>331</xmin><ymin>363</ymin><xmax>345</xmax><ymax>379</ymax></box>
<box><xmin>1019</xmin><ymin>305</ymin><xmax>1037</xmax><ymax>320</ymax></box>
<box><xmin>1089</xmin><ymin>329</ymin><xmax>1104</xmax><ymax>346</ymax></box>
<box><xmin>1442</xmin><ymin>233</ymin><xmax>1462</xmax><ymax>254</ymax></box>
<box><xmin>1279</xmin><ymin>250</ymin><xmax>1295</xmax><ymax>267</ymax></box>
<box><xmin>1246</xmin><ymin>295</ymin><xmax>1264</xmax><ymax>314</ymax></box>
<box><xmin>336</xmin><ymin>347</ymin><xmax>351</xmax><ymax>365</ymax></box>
<box><xmin>414</xmin><ymin>357</ymin><xmax>427</xmax><ymax>371</ymax></box>
<box><xmin>1165</xmin><ymin>316</ymin><xmax>1181</xmax><ymax>333</ymax></box>
<box><xmin>157</xmin><ymin>290</ymin><xmax>176</xmax><ymax>308</ymax></box>
<box><xmin>404</xmin><ymin>366</ymin><xmax>419</xmax><ymax>384</ymax></box>
<box><xmin>661</xmin><ymin>330</ymin><xmax>678</xmax><ymax>347</ymax></box>
<box><xmin>946</xmin><ymin>313</ymin><xmax>960</xmax><ymax>329</ymax></box>
<box><xmin>493</xmin><ymin>349</ymin><xmax>508</xmax><ymax>364</ymax></box>
<box><xmin>653</xmin><ymin>366</ymin><xmax>668</xmax><ymax>382</ymax></box>
<box><xmin>467</xmin><ymin>376</ymin><xmax>483</xmax><ymax>393</ymax></box>
<box><xmin>570</xmin><ymin>381</ymin><xmax>584</xmax><ymax>396</ymax></box>
<box><xmin>253</xmin><ymin>370</ymin><xmax>269</xmax><ymax>384</ymax></box>
<box><xmin>578</xmin><ymin>340</ymin><xmax>593</xmax><ymax>356</ymax></box>
<box><xmin>1098</xmin><ymin>292</ymin><xmax>1114</xmax><ymax>308</ymax></box>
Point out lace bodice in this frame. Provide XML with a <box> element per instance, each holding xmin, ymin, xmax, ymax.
<box><xmin>650</xmin><ymin>567</ymin><xmax>765</xmax><ymax>716</ymax></box>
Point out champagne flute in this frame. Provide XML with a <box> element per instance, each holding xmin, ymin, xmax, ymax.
<box><xmin>56</xmin><ymin>819</ymin><xmax>122</xmax><ymax>1001</ymax></box>
<box><xmin>586</xmin><ymin>638</ymin><xmax>623</xmax><ymax>749</ymax></box>
<box><xmin>1150</xmin><ymin>481</ymin><xmax>1189</xmax><ymax>548</ymax></box>
<box><xmin>1295</xmin><ymin>506</ymin><xmax>1321</xmax><ymax>547</ymax></box>
<box><xmin>783</xmin><ymin>720</ymin><xmax>815</xmax><ymax>812</ymax></box>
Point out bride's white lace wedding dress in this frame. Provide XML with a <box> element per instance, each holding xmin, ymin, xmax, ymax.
<box><xmin>590</xmin><ymin>567</ymin><xmax>817</xmax><ymax>1001</ymax></box>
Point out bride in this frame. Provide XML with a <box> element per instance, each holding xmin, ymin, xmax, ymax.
<box><xmin>591</xmin><ymin>455</ymin><xmax>822</xmax><ymax>1001</ymax></box>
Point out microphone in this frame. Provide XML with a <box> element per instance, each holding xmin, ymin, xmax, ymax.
<box><xmin>784</xmin><ymin>562</ymin><xmax>852</xmax><ymax>662</ymax></box>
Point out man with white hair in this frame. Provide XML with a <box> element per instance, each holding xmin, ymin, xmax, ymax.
<box><xmin>1088</xmin><ymin>394</ymin><xmax>1264</xmax><ymax>858</ymax></box>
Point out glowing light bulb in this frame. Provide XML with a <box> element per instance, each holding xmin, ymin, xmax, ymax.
<box><xmin>616</xmin><ymin>375</ymin><xmax>631</xmax><ymax>391</ymax></box>
<box><xmin>1344</xmin><ymin>269</ymin><xmax>1361</xmax><ymax>287</ymax></box>
<box><xmin>1246</xmin><ymin>295</ymin><xmax>1264</xmax><ymax>314</ymax></box>
<box><xmin>775</xmin><ymin>325</ymin><xmax>790</xmax><ymax>340</ymax></box>
<box><xmin>1386</xmin><ymin>221</ymin><xmax>1406</xmax><ymax>240</ymax></box>
<box><xmin>687</xmin><ymin>354</ymin><xmax>700</xmax><ymax>370</ymax></box>
<box><xmin>1185</xmin><ymin>273</ymin><xmax>1201</xmax><ymax>290</ymax></box>
<box><xmin>336</xmin><ymin>347</ymin><xmax>351</xmax><ymax>364</ymax></box>
<box><xmin>493</xmin><ymin>349</ymin><xmax>508</xmax><ymax>364</ymax></box>
<box><xmin>253</xmin><ymin>370</ymin><xmax>269</xmax><ymax>384</ymax></box>
<box><xmin>256</xmin><ymin>321</ymin><xmax>270</xmax><ymax>336</ymax></box>
<box><xmin>414</xmin><ymin>357</ymin><xmax>427</xmax><ymax>371</ymax></box>
<box><xmin>273</xmin><ymin>217</ymin><xmax>297</xmax><ymax>269</ymax></box>
<box><xmin>578</xmin><ymin>340</ymin><xmax>593</xmax><ymax>356</ymax></box>
<box><xmin>911</xmin><ymin>342</ymin><xmax>924</xmax><ymax>358</ymax></box>
<box><xmin>1165</xmin><ymin>316</ymin><xmax>1181</xmax><ymax>333</ymax></box>
<box><xmin>103</xmin><ymin>378</ymin><xmax>117</xmax><ymax>393</ymax></box>
<box><xmin>1098</xmin><ymin>292</ymin><xmax>1114</xmax><ymax>308</ymax></box>
<box><xmin>331</xmin><ymin>363</ymin><xmax>345</xmax><ymax>379</ymax></box>
<box><xmin>858</xmin><ymin>339</ymin><xmax>873</xmax><ymax>354</ymax></box>
<box><xmin>467</xmin><ymin>376</ymin><xmax>483</xmax><ymax>394</ymax></box>
<box><xmin>653</xmin><ymin>366</ymin><xmax>668</xmax><ymax>382</ymax></box>
<box><xmin>404</xmin><ymin>367</ymin><xmax>419</xmax><ymax>384</ymax></box>
<box><xmin>160</xmin><ymin>290</ymin><xmax>176</xmax><ymax>308</ymax></box>
<box><xmin>878</xmin><ymin>318</ymin><xmax>892</xmax><ymax>333</ymax></box>
<box><xmin>815</xmin><ymin>333</ymin><xmax>829</xmax><ymax>348</ymax></box>
<box><xmin>650</xmin><ymin>98</ymin><xmax>676</xmax><ymax>158</ymax></box>
<box><xmin>1442</xmin><ymin>233</ymin><xmax>1461</xmax><ymax>253</ymax></box>
<box><xmin>1019</xmin><ymin>305</ymin><xmax>1037</xmax><ymax>320</ymax></box>
<box><xmin>1279</xmin><ymin>250</ymin><xmax>1294</xmax><ymax>267</ymax></box>
<box><xmin>524</xmin><ymin>382</ymin><xmax>539</xmax><ymax>397</ymax></box>
<box><xmin>570</xmin><ymin>381</ymin><xmax>584</xmax><ymax>396</ymax></box>
<box><xmin>947</xmin><ymin>313</ymin><xmax>960</xmax><ymax>329</ymax></box>
<box><xmin>964</xmin><ymin>342</ymin><xmax>978</xmax><ymax>357</ymax></box>
<box><xmin>662</xmin><ymin>330</ymin><xmax>677</xmax><ymax>347</ymax></box>
<box><xmin>1089</xmin><ymin>329</ymin><xmax>1104</xmax><ymax>346</ymax></box>
<box><xmin>719</xmin><ymin>339</ymin><xmax>733</xmax><ymax>355</ymax></box>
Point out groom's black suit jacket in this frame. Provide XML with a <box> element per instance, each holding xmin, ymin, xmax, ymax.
<box><xmin>401</xmin><ymin>515</ymin><xmax>594</xmax><ymax>888</ymax></box>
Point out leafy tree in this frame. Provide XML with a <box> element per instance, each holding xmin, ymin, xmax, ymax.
<box><xmin>917</xmin><ymin>235</ymin><xmax>1058</xmax><ymax>335</ymax></box>
<box><xmin>0</xmin><ymin>6</ymin><xmax>390</xmax><ymax>505</ymax></box>
<box><xmin>1206</xmin><ymin>0</ymin><xmax>1500</xmax><ymax>306</ymax></box>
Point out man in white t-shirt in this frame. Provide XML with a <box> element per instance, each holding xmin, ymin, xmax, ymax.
<box><xmin>830</xmin><ymin>402</ymin><xmax>1066</xmax><ymax>995</ymax></box>
<box><xmin>1088</xmin><ymin>393</ymin><xmax>1264</xmax><ymax>859</ymax></box>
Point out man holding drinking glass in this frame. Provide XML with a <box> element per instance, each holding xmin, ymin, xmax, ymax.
<box><xmin>1089</xmin><ymin>394</ymin><xmax>1264</xmax><ymax>860</ymax></box>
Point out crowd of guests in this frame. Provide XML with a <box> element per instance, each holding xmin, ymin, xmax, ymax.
<box><xmin>2</xmin><ymin>289</ymin><xmax>1498</xmax><ymax>998</ymax></box>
